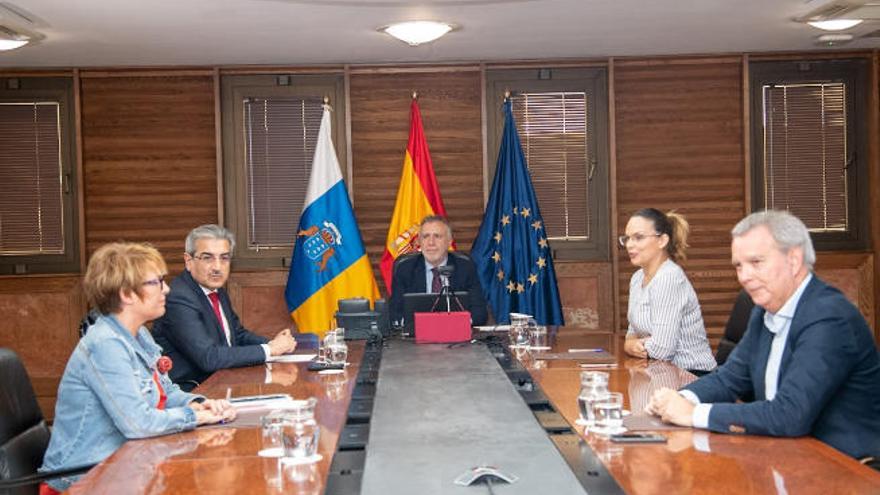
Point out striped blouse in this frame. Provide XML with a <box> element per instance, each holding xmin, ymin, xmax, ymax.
<box><xmin>627</xmin><ymin>259</ymin><xmax>716</xmax><ymax>372</ymax></box>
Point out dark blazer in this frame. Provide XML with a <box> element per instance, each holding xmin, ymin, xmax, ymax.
<box><xmin>683</xmin><ymin>276</ymin><xmax>880</xmax><ymax>459</ymax></box>
<box><xmin>152</xmin><ymin>270</ymin><xmax>268</xmax><ymax>390</ymax></box>
<box><xmin>390</xmin><ymin>252</ymin><xmax>489</xmax><ymax>326</ymax></box>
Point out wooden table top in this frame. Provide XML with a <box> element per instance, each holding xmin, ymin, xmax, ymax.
<box><xmin>68</xmin><ymin>342</ymin><xmax>365</xmax><ymax>495</ymax></box>
<box><xmin>517</xmin><ymin>331</ymin><xmax>880</xmax><ymax>495</ymax></box>
<box><xmin>67</xmin><ymin>333</ymin><xmax>880</xmax><ymax>494</ymax></box>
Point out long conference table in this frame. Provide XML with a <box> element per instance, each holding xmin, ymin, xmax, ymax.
<box><xmin>68</xmin><ymin>330</ymin><xmax>880</xmax><ymax>494</ymax></box>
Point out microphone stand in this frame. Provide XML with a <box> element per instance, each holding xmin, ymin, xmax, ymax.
<box><xmin>431</xmin><ymin>266</ymin><xmax>465</xmax><ymax>313</ymax></box>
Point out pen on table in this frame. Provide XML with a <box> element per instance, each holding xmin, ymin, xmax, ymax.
<box><xmin>579</xmin><ymin>363</ymin><xmax>618</xmax><ymax>369</ymax></box>
<box><xmin>568</xmin><ymin>348</ymin><xmax>604</xmax><ymax>353</ymax></box>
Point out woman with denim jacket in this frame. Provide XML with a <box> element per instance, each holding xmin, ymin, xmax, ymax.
<box><xmin>38</xmin><ymin>243</ymin><xmax>236</xmax><ymax>493</ymax></box>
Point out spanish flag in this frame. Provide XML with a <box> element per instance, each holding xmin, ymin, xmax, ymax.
<box><xmin>379</xmin><ymin>98</ymin><xmax>451</xmax><ymax>290</ymax></box>
<box><xmin>285</xmin><ymin>105</ymin><xmax>379</xmax><ymax>337</ymax></box>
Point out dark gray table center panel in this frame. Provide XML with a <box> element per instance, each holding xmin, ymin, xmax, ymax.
<box><xmin>360</xmin><ymin>341</ymin><xmax>588</xmax><ymax>494</ymax></box>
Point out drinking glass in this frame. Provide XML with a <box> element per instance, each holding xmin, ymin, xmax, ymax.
<box><xmin>317</xmin><ymin>339</ymin><xmax>327</xmax><ymax>363</ymax></box>
<box><xmin>528</xmin><ymin>325</ymin><xmax>549</xmax><ymax>350</ymax></box>
<box><xmin>280</xmin><ymin>398</ymin><xmax>320</xmax><ymax>461</ymax></box>
<box><xmin>327</xmin><ymin>341</ymin><xmax>348</xmax><ymax>365</ymax></box>
<box><xmin>593</xmin><ymin>392</ymin><xmax>625</xmax><ymax>432</ymax></box>
<box><xmin>577</xmin><ymin>371</ymin><xmax>609</xmax><ymax>426</ymax></box>
<box><xmin>261</xmin><ymin>410</ymin><xmax>288</xmax><ymax>455</ymax></box>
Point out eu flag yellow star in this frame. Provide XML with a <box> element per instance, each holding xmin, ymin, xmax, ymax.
<box><xmin>501</xmin><ymin>215</ymin><xmax>511</xmax><ymax>226</ymax></box>
<box><xmin>497</xmin><ymin>269</ymin><xmax>505</xmax><ymax>281</ymax></box>
<box><xmin>521</xmin><ymin>207</ymin><xmax>530</xmax><ymax>218</ymax></box>
<box><xmin>494</xmin><ymin>231</ymin><xmax>502</xmax><ymax>243</ymax></box>
<box><xmin>531</xmin><ymin>220</ymin><xmax>542</xmax><ymax>231</ymax></box>
<box><xmin>516</xmin><ymin>282</ymin><xmax>525</xmax><ymax>293</ymax></box>
<box><xmin>506</xmin><ymin>281</ymin><xmax>516</xmax><ymax>293</ymax></box>
<box><xmin>538</xmin><ymin>237</ymin><xmax>548</xmax><ymax>249</ymax></box>
<box><xmin>491</xmin><ymin>251</ymin><xmax>501</xmax><ymax>263</ymax></box>
<box><xmin>536</xmin><ymin>257</ymin><xmax>547</xmax><ymax>269</ymax></box>
<box><xmin>528</xmin><ymin>273</ymin><xmax>538</xmax><ymax>285</ymax></box>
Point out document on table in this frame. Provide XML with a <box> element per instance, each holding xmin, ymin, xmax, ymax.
<box><xmin>228</xmin><ymin>393</ymin><xmax>301</xmax><ymax>412</ymax></box>
<box><xmin>267</xmin><ymin>353</ymin><xmax>317</xmax><ymax>363</ymax></box>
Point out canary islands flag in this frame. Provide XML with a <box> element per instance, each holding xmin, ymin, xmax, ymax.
<box><xmin>286</xmin><ymin>105</ymin><xmax>379</xmax><ymax>337</ymax></box>
<box><xmin>472</xmin><ymin>100</ymin><xmax>564</xmax><ymax>325</ymax></box>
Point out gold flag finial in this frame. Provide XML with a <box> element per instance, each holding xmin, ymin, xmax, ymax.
<box><xmin>412</xmin><ymin>91</ymin><xmax>418</xmax><ymax>100</ymax></box>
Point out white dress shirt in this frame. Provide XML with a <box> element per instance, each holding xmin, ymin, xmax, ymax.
<box><xmin>685</xmin><ymin>274</ymin><xmax>813</xmax><ymax>428</ymax></box>
<box><xmin>199</xmin><ymin>286</ymin><xmax>270</xmax><ymax>360</ymax></box>
<box><xmin>424</xmin><ymin>256</ymin><xmax>448</xmax><ymax>293</ymax></box>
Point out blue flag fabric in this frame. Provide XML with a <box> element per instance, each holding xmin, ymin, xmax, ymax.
<box><xmin>472</xmin><ymin>100</ymin><xmax>564</xmax><ymax>325</ymax></box>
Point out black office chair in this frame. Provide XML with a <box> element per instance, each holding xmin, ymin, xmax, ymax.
<box><xmin>0</xmin><ymin>348</ymin><xmax>92</xmax><ymax>494</ymax></box>
<box><xmin>715</xmin><ymin>289</ymin><xmax>755</xmax><ymax>366</ymax></box>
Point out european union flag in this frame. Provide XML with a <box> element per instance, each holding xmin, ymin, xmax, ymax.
<box><xmin>472</xmin><ymin>100</ymin><xmax>564</xmax><ymax>325</ymax></box>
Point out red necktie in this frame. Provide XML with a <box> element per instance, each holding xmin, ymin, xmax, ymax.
<box><xmin>207</xmin><ymin>292</ymin><xmax>227</xmax><ymax>341</ymax></box>
<box><xmin>431</xmin><ymin>267</ymin><xmax>442</xmax><ymax>293</ymax></box>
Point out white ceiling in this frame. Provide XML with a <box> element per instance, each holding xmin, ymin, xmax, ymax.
<box><xmin>1</xmin><ymin>0</ymin><xmax>878</xmax><ymax>68</ymax></box>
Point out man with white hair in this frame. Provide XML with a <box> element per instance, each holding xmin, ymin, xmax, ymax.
<box><xmin>647</xmin><ymin>210</ymin><xmax>880</xmax><ymax>460</ymax></box>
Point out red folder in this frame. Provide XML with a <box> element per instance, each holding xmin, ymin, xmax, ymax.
<box><xmin>414</xmin><ymin>311</ymin><xmax>472</xmax><ymax>344</ymax></box>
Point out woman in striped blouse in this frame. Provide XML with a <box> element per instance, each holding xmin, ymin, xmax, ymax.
<box><xmin>622</xmin><ymin>208</ymin><xmax>716</xmax><ymax>374</ymax></box>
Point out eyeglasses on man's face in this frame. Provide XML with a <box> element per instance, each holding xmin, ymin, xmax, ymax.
<box><xmin>618</xmin><ymin>233</ymin><xmax>662</xmax><ymax>247</ymax></box>
<box><xmin>142</xmin><ymin>275</ymin><xmax>167</xmax><ymax>288</ymax></box>
<box><xmin>191</xmin><ymin>253</ymin><xmax>232</xmax><ymax>264</ymax></box>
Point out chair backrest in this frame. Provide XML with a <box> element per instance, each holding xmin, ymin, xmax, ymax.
<box><xmin>715</xmin><ymin>290</ymin><xmax>755</xmax><ymax>366</ymax></box>
<box><xmin>0</xmin><ymin>348</ymin><xmax>50</xmax><ymax>485</ymax></box>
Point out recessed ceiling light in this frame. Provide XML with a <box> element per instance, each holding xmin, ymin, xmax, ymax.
<box><xmin>380</xmin><ymin>21</ymin><xmax>455</xmax><ymax>46</ymax></box>
<box><xmin>807</xmin><ymin>19</ymin><xmax>863</xmax><ymax>31</ymax></box>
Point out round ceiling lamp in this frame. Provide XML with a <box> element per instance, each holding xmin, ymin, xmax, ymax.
<box><xmin>807</xmin><ymin>19</ymin><xmax>863</xmax><ymax>31</ymax></box>
<box><xmin>380</xmin><ymin>21</ymin><xmax>455</xmax><ymax>46</ymax></box>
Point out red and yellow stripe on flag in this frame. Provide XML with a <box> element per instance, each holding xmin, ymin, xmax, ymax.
<box><xmin>379</xmin><ymin>98</ymin><xmax>452</xmax><ymax>290</ymax></box>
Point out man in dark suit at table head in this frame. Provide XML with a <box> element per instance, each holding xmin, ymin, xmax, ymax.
<box><xmin>389</xmin><ymin>215</ymin><xmax>489</xmax><ymax>327</ymax></box>
<box><xmin>152</xmin><ymin>224</ymin><xmax>297</xmax><ymax>391</ymax></box>
<box><xmin>647</xmin><ymin>210</ymin><xmax>880</xmax><ymax>460</ymax></box>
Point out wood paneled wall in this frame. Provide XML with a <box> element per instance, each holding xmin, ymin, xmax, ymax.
<box><xmin>80</xmin><ymin>74</ymin><xmax>218</xmax><ymax>272</ymax></box>
<box><xmin>0</xmin><ymin>275</ymin><xmax>84</xmax><ymax>419</ymax></box>
<box><xmin>614</xmin><ymin>57</ymin><xmax>747</xmax><ymax>341</ymax></box>
<box><xmin>349</xmin><ymin>70</ymin><xmax>484</xmax><ymax>295</ymax></box>
<box><xmin>1</xmin><ymin>53</ymin><xmax>878</xmax><ymax>421</ymax></box>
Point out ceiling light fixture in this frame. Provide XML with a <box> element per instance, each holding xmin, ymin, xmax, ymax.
<box><xmin>380</xmin><ymin>21</ymin><xmax>455</xmax><ymax>46</ymax></box>
<box><xmin>815</xmin><ymin>33</ymin><xmax>854</xmax><ymax>46</ymax></box>
<box><xmin>807</xmin><ymin>19</ymin><xmax>863</xmax><ymax>31</ymax></box>
<box><xmin>0</xmin><ymin>26</ymin><xmax>34</xmax><ymax>51</ymax></box>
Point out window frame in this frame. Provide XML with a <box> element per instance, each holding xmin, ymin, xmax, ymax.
<box><xmin>749</xmin><ymin>58</ymin><xmax>869</xmax><ymax>250</ymax></box>
<box><xmin>486</xmin><ymin>67</ymin><xmax>609</xmax><ymax>261</ymax></box>
<box><xmin>0</xmin><ymin>77</ymin><xmax>79</xmax><ymax>275</ymax></box>
<box><xmin>220</xmin><ymin>74</ymin><xmax>346</xmax><ymax>269</ymax></box>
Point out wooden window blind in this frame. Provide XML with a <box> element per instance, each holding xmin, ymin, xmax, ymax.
<box><xmin>242</xmin><ymin>96</ymin><xmax>323</xmax><ymax>248</ymax></box>
<box><xmin>0</xmin><ymin>102</ymin><xmax>64</xmax><ymax>255</ymax></box>
<box><xmin>762</xmin><ymin>83</ymin><xmax>848</xmax><ymax>232</ymax></box>
<box><xmin>511</xmin><ymin>92</ymin><xmax>590</xmax><ymax>241</ymax></box>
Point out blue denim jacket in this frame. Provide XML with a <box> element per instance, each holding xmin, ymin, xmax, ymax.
<box><xmin>40</xmin><ymin>314</ymin><xmax>202</xmax><ymax>491</ymax></box>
